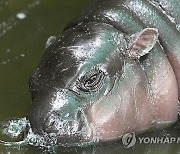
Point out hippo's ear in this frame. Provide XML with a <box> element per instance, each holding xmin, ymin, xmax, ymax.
<box><xmin>128</xmin><ymin>28</ymin><xmax>159</xmax><ymax>59</ymax></box>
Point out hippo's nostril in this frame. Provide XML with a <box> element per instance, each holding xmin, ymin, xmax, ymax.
<box><xmin>43</xmin><ymin>112</ymin><xmax>80</xmax><ymax>135</ymax></box>
<box><xmin>42</xmin><ymin>110</ymin><xmax>93</xmax><ymax>144</ymax></box>
<box><xmin>43</xmin><ymin>114</ymin><xmax>60</xmax><ymax>134</ymax></box>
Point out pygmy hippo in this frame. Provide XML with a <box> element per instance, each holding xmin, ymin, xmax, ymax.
<box><xmin>28</xmin><ymin>0</ymin><xmax>180</xmax><ymax>145</ymax></box>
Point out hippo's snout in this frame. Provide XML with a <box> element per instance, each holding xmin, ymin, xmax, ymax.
<box><xmin>28</xmin><ymin>87</ymin><xmax>94</xmax><ymax>144</ymax></box>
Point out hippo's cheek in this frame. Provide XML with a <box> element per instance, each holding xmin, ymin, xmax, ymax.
<box><xmin>87</xmin><ymin>85</ymin><xmax>152</xmax><ymax>140</ymax></box>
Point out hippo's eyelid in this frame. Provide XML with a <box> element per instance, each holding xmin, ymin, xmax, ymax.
<box><xmin>76</xmin><ymin>68</ymin><xmax>105</xmax><ymax>93</ymax></box>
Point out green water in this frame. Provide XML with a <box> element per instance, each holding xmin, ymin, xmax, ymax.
<box><xmin>0</xmin><ymin>0</ymin><xmax>180</xmax><ymax>153</ymax></box>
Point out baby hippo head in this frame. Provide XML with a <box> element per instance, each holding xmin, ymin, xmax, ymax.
<box><xmin>28</xmin><ymin>23</ymin><xmax>178</xmax><ymax>146</ymax></box>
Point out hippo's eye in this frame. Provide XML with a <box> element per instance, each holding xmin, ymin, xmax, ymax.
<box><xmin>77</xmin><ymin>68</ymin><xmax>105</xmax><ymax>92</ymax></box>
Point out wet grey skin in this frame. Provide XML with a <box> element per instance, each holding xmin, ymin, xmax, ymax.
<box><xmin>28</xmin><ymin>0</ymin><xmax>180</xmax><ymax>146</ymax></box>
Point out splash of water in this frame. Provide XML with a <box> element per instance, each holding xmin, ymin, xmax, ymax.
<box><xmin>0</xmin><ymin>117</ymin><xmax>46</xmax><ymax>147</ymax></box>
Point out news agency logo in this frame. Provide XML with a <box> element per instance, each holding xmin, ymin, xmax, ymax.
<box><xmin>122</xmin><ymin>132</ymin><xmax>180</xmax><ymax>148</ymax></box>
<box><xmin>122</xmin><ymin>132</ymin><xmax>136</xmax><ymax>148</ymax></box>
